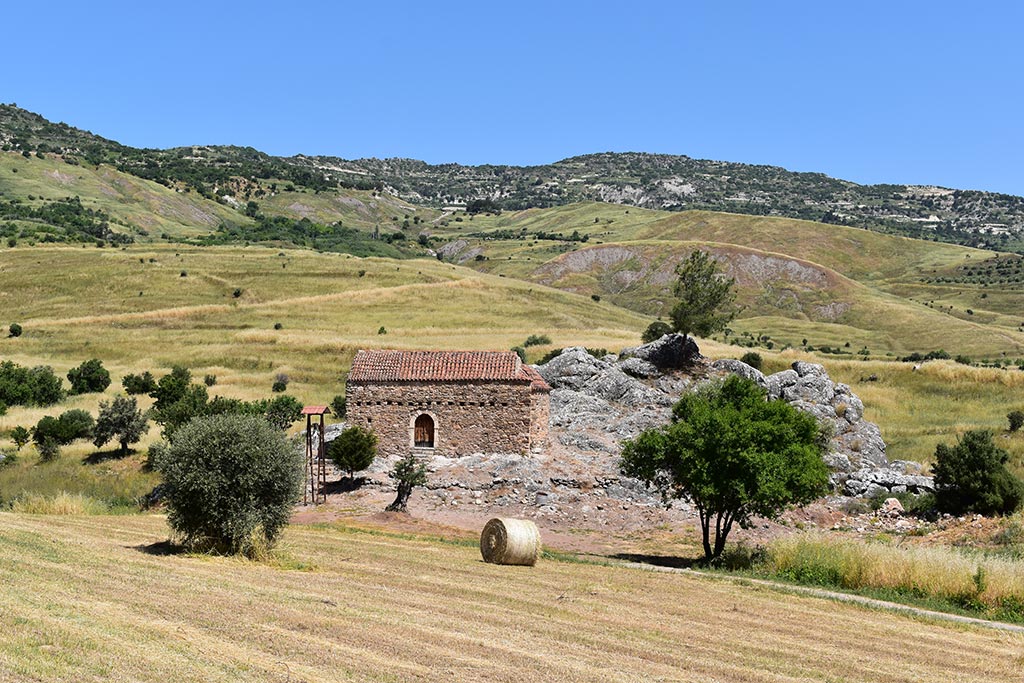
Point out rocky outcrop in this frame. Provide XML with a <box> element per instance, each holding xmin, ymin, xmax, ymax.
<box><xmin>711</xmin><ymin>358</ymin><xmax>934</xmax><ymax>495</ymax></box>
<box><xmin>620</xmin><ymin>334</ymin><xmax>701</xmax><ymax>370</ymax></box>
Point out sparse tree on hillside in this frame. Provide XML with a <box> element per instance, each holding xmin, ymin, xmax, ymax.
<box><xmin>669</xmin><ymin>250</ymin><xmax>738</xmax><ymax>340</ymax></box>
<box><xmin>11</xmin><ymin>425</ymin><xmax>30</xmax><ymax>451</ymax></box>
<box><xmin>621</xmin><ymin>375</ymin><xmax>829</xmax><ymax>561</ymax></box>
<box><xmin>122</xmin><ymin>371</ymin><xmax>157</xmax><ymax>395</ymax></box>
<box><xmin>151</xmin><ymin>366</ymin><xmax>192</xmax><ymax>410</ymax></box>
<box><xmin>93</xmin><ymin>396</ymin><xmax>149</xmax><ymax>457</ymax></box>
<box><xmin>67</xmin><ymin>359</ymin><xmax>111</xmax><ymax>395</ymax></box>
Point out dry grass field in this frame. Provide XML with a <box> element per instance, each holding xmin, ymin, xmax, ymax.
<box><xmin>1</xmin><ymin>512</ymin><xmax>1021</xmax><ymax>683</ymax></box>
<box><xmin>0</xmin><ymin>243</ymin><xmax>648</xmax><ymax>430</ymax></box>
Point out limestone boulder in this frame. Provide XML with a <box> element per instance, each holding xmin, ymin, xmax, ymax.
<box><xmin>620</xmin><ymin>333</ymin><xmax>701</xmax><ymax>371</ymax></box>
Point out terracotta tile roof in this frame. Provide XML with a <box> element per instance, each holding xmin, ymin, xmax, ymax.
<box><xmin>349</xmin><ymin>350</ymin><xmax>548</xmax><ymax>388</ymax></box>
<box><xmin>520</xmin><ymin>364</ymin><xmax>552</xmax><ymax>393</ymax></box>
<box><xmin>300</xmin><ymin>405</ymin><xmax>331</xmax><ymax>415</ymax></box>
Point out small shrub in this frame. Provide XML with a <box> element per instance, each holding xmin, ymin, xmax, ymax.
<box><xmin>739</xmin><ymin>351</ymin><xmax>763</xmax><ymax>370</ymax></box>
<box><xmin>273</xmin><ymin>322</ymin><xmax>283</xmax><ymax>330</ymax></box>
<box><xmin>591</xmin><ymin>294</ymin><xmax>601</xmax><ymax>302</ymax></box>
<box><xmin>642</xmin><ymin>321</ymin><xmax>673</xmax><ymax>343</ymax></box>
<box><xmin>158</xmin><ymin>414</ymin><xmax>303</xmax><ymax>555</ymax></box>
<box><xmin>511</xmin><ymin>346</ymin><xmax>526</xmax><ymax>362</ymax></box>
<box><xmin>523</xmin><ymin>334</ymin><xmax>552</xmax><ymax>347</ymax></box>
<box><xmin>122</xmin><ymin>371</ymin><xmax>157</xmax><ymax>395</ymax></box>
<box><xmin>328</xmin><ymin>426</ymin><xmax>377</xmax><ymax>480</ymax></box>
<box><xmin>8</xmin><ymin>323</ymin><xmax>22</xmax><ymax>338</ymax></box>
<box><xmin>33</xmin><ymin>410</ymin><xmax>95</xmax><ymax>452</ymax></box>
<box><xmin>36</xmin><ymin>437</ymin><xmax>61</xmax><ymax>462</ymax></box>
<box><xmin>271</xmin><ymin>373</ymin><xmax>289</xmax><ymax>393</ymax></box>
<box><xmin>232</xmin><ymin>288</ymin><xmax>242</xmax><ymax>298</ymax></box>
<box><xmin>10</xmin><ymin>425</ymin><xmax>30</xmax><ymax>450</ymax></box>
<box><xmin>955</xmin><ymin>355</ymin><xmax>973</xmax><ymax>366</ymax></box>
<box><xmin>67</xmin><ymin>359</ymin><xmax>111</xmax><ymax>395</ymax></box>
<box><xmin>358</xmin><ymin>269</ymin><xmax>366</xmax><ymax>278</ymax></box>
<box><xmin>203</xmin><ymin>374</ymin><xmax>217</xmax><ymax>387</ymax></box>
<box><xmin>933</xmin><ymin>430</ymin><xmax>1024</xmax><ymax>516</ymax></box>
<box><xmin>180</xmin><ymin>270</ymin><xmax>187</xmax><ymax>277</ymax></box>
<box><xmin>377</xmin><ymin>326</ymin><xmax>387</xmax><ymax>335</ymax></box>
<box><xmin>538</xmin><ymin>348</ymin><xmax>563</xmax><ymax>364</ymax></box>
<box><xmin>331</xmin><ymin>394</ymin><xmax>347</xmax><ymax>418</ymax></box>
<box><xmin>1008</xmin><ymin>410</ymin><xmax>1024</xmax><ymax>433</ymax></box>
<box><xmin>262</xmin><ymin>395</ymin><xmax>303</xmax><ymax>430</ymax></box>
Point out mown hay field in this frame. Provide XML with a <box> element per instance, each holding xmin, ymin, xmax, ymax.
<box><xmin>1</xmin><ymin>513</ymin><xmax>1021</xmax><ymax>683</ymax></box>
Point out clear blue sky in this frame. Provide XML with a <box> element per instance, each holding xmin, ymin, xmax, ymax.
<box><xmin>4</xmin><ymin>1</ymin><xmax>1023</xmax><ymax>194</ymax></box>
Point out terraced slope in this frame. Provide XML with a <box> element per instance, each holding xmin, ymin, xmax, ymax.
<box><xmin>1</xmin><ymin>513</ymin><xmax>1020</xmax><ymax>683</ymax></box>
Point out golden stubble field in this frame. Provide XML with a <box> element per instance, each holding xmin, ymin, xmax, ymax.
<box><xmin>1</xmin><ymin>513</ymin><xmax>1021</xmax><ymax>683</ymax></box>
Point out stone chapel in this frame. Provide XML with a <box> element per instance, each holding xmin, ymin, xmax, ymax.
<box><xmin>345</xmin><ymin>349</ymin><xmax>551</xmax><ymax>457</ymax></box>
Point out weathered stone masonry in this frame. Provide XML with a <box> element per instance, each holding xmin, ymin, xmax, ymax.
<box><xmin>346</xmin><ymin>350</ymin><xmax>551</xmax><ymax>458</ymax></box>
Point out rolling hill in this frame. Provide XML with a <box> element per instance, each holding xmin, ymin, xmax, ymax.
<box><xmin>2</xmin><ymin>103</ymin><xmax>1024</xmax><ymax>360</ymax></box>
<box><xmin>3</xmin><ymin>103</ymin><xmax>1024</xmax><ymax>251</ymax></box>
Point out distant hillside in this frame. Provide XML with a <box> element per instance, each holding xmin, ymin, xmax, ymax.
<box><xmin>2</xmin><ymin>103</ymin><xmax>1023</xmax><ymax>252</ymax></box>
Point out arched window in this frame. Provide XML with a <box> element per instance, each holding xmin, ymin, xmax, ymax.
<box><xmin>414</xmin><ymin>414</ymin><xmax>435</xmax><ymax>448</ymax></box>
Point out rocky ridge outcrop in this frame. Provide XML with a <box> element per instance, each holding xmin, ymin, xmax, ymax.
<box><xmin>321</xmin><ymin>334</ymin><xmax>929</xmax><ymax>512</ymax></box>
<box><xmin>710</xmin><ymin>358</ymin><xmax>934</xmax><ymax>496</ymax></box>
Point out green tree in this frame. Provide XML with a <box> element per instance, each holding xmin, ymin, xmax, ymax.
<box><xmin>328</xmin><ymin>426</ymin><xmax>378</xmax><ymax>480</ymax></box>
<box><xmin>32</xmin><ymin>409</ymin><xmax>95</xmax><ymax>460</ymax></box>
<box><xmin>151</xmin><ymin>366</ymin><xmax>192</xmax><ymax>411</ymax></box>
<box><xmin>11</xmin><ymin>425</ymin><xmax>30</xmax><ymax>450</ymax></box>
<box><xmin>158</xmin><ymin>414</ymin><xmax>303</xmax><ymax>555</ymax></box>
<box><xmin>330</xmin><ymin>394</ymin><xmax>347</xmax><ymax>418</ymax></box>
<box><xmin>386</xmin><ymin>454</ymin><xmax>428</xmax><ymax>513</ymax></box>
<box><xmin>261</xmin><ymin>395</ymin><xmax>303</xmax><ymax>430</ymax></box>
<box><xmin>620</xmin><ymin>376</ymin><xmax>828</xmax><ymax>561</ymax></box>
<box><xmin>93</xmin><ymin>396</ymin><xmax>149</xmax><ymax>457</ymax></box>
<box><xmin>1008</xmin><ymin>410</ymin><xmax>1024</xmax><ymax>433</ymax></box>
<box><xmin>932</xmin><ymin>430</ymin><xmax>1024</xmax><ymax>516</ymax></box>
<box><xmin>153</xmin><ymin>384</ymin><xmax>209</xmax><ymax>439</ymax></box>
<box><xmin>641</xmin><ymin>320</ymin><xmax>673</xmax><ymax>343</ymax></box>
<box><xmin>740</xmin><ymin>351</ymin><xmax>763</xmax><ymax>370</ymax></box>
<box><xmin>122</xmin><ymin>371</ymin><xmax>158</xmax><ymax>395</ymax></box>
<box><xmin>669</xmin><ymin>250</ymin><xmax>738</xmax><ymax>339</ymax></box>
<box><xmin>8</xmin><ymin>323</ymin><xmax>22</xmax><ymax>337</ymax></box>
<box><xmin>67</xmin><ymin>359</ymin><xmax>111</xmax><ymax>395</ymax></box>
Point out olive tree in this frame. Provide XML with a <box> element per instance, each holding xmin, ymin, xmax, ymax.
<box><xmin>621</xmin><ymin>375</ymin><xmax>829</xmax><ymax>561</ymax></box>
<box><xmin>386</xmin><ymin>454</ymin><xmax>427</xmax><ymax>513</ymax></box>
<box><xmin>93</xmin><ymin>396</ymin><xmax>149</xmax><ymax>457</ymax></box>
<box><xmin>158</xmin><ymin>414</ymin><xmax>303</xmax><ymax>554</ymax></box>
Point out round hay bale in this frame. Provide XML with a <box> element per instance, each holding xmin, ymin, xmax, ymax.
<box><xmin>480</xmin><ymin>517</ymin><xmax>541</xmax><ymax>566</ymax></box>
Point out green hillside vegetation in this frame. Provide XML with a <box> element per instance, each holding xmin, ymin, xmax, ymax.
<box><xmin>5</xmin><ymin>104</ymin><xmax>1024</xmax><ymax>251</ymax></box>
<box><xmin>0</xmin><ymin>150</ymin><xmax>244</xmax><ymax>239</ymax></box>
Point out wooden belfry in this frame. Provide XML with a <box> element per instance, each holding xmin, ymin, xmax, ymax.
<box><xmin>301</xmin><ymin>405</ymin><xmax>330</xmax><ymax>505</ymax></box>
